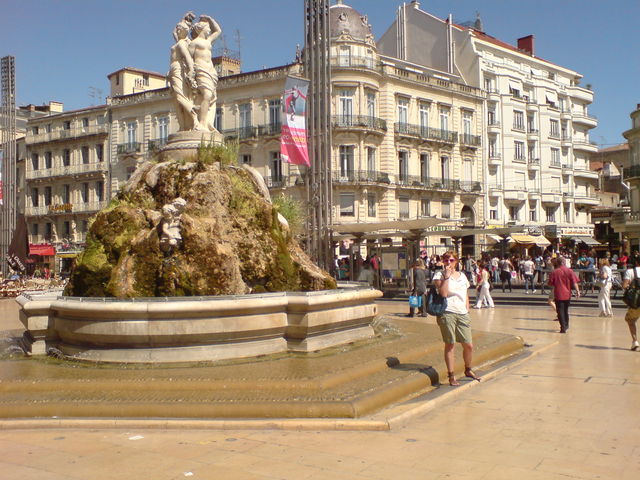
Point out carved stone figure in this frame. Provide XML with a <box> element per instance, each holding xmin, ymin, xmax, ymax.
<box><xmin>159</xmin><ymin>197</ymin><xmax>187</xmax><ymax>253</ymax></box>
<box><xmin>168</xmin><ymin>12</ymin><xmax>221</xmax><ymax>133</ymax></box>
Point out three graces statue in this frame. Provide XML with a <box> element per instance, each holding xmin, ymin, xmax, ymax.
<box><xmin>169</xmin><ymin>12</ymin><xmax>222</xmax><ymax>133</ymax></box>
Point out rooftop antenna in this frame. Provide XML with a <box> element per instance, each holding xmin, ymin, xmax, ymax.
<box><xmin>235</xmin><ymin>29</ymin><xmax>242</xmax><ymax>62</ymax></box>
<box><xmin>88</xmin><ymin>86</ymin><xmax>103</xmax><ymax>105</ymax></box>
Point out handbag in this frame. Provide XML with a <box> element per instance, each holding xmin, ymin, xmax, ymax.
<box><xmin>408</xmin><ymin>295</ymin><xmax>422</xmax><ymax>308</ymax></box>
<box><xmin>426</xmin><ymin>287</ymin><xmax>448</xmax><ymax>316</ymax></box>
<box><xmin>623</xmin><ymin>267</ymin><xmax>640</xmax><ymax>308</ymax></box>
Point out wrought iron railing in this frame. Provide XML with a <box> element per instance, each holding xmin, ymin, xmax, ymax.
<box><xmin>394</xmin><ymin>123</ymin><xmax>458</xmax><ymax>143</ymax></box>
<box><xmin>332</xmin><ymin>115</ymin><xmax>387</xmax><ymax>131</ymax></box>
<box><xmin>117</xmin><ymin>142</ymin><xmax>142</xmax><ymax>154</ymax></box>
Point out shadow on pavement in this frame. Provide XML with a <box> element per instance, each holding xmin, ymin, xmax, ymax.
<box><xmin>574</xmin><ymin>344</ymin><xmax>631</xmax><ymax>352</ymax></box>
<box><xmin>386</xmin><ymin>356</ymin><xmax>440</xmax><ymax>385</ymax></box>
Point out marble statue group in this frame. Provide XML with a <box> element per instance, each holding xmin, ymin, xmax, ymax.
<box><xmin>169</xmin><ymin>12</ymin><xmax>222</xmax><ymax>133</ymax></box>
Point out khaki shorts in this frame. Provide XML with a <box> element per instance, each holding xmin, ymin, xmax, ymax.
<box><xmin>437</xmin><ymin>312</ymin><xmax>473</xmax><ymax>345</ymax></box>
<box><xmin>625</xmin><ymin>308</ymin><xmax>640</xmax><ymax>325</ymax></box>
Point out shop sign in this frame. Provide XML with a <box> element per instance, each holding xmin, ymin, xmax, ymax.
<box><xmin>48</xmin><ymin>203</ymin><xmax>73</xmax><ymax>213</ymax></box>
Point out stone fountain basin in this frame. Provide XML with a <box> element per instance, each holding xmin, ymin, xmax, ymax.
<box><xmin>17</xmin><ymin>286</ymin><xmax>382</xmax><ymax>363</ymax></box>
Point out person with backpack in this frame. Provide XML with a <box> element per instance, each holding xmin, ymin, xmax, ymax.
<box><xmin>499</xmin><ymin>256</ymin><xmax>514</xmax><ymax>293</ymax></box>
<box><xmin>622</xmin><ymin>256</ymin><xmax>640</xmax><ymax>351</ymax></box>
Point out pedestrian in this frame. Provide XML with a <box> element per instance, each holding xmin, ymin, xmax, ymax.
<box><xmin>548</xmin><ymin>257</ymin><xmax>581</xmax><ymax>333</ymax></box>
<box><xmin>357</xmin><ymin>261</ymin><xmax>375</xmax><ymax>287</ymax></box>
<box><xmin>463</xmin><ymin>254</ymin><xmax>476</xmax><ymax>285</ymax></box>
<box><xmin>621</xmin><ymin>256</ymin><xmax>640</xmax><ymax>351</ymax></box>
<box><xmin>523</xmin><ymin>256</ymin><xmax>535</xmax><ymax>293</ymax></box>
<box><xmin>596</xmin><ymin>258</ymin><xmax>613</xmax><ymax>317</ymax></box>
<box><xmin>432</xmin><ymin>251</ymin><xmax>481</xmax><ymax>386</ymax></box>
<box><xmin>499</xmin><ymin>255</ymin><xmax>513</xmax><ymax>293</ymax></box>
<box><xmin>407</xmin><ymin>259</ymin><xmax>428</xmax><ymax>317</ymax></box>
<box><xmin>473</xmin><ymin>261</ymin><xmax>494</xmax><ymax>309</ymax></box>
<box><xmin>491</xmin><ymin>255</ymin><xmax>500</xmax><ymax>284</ymax></box>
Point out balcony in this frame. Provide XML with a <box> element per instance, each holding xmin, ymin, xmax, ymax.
<box><xmin>527</xmin><ymin>157</ymin><xmax>540</xmax><ymax>168</ymax></box>
<box><xmin>486</xmin><ymin>88</ymin><xmax>500</xmax><ymax>100</ymax></box>
<box><xmin>572</xmin><ymin>112</ymin><xmax>598</xmax><ymax>128</ymax></box>
<box><xmin>117</xmin><ymin>142</ymin><xmax>142</xmax><ymax>155</ymax></box>
<box><xmin>25</xmin><ymin>162</ymin><xmax>108</xmax><ymax>181</ymax></box>
<box><xmin>460</xmin><ymin>133</ymin><xmax>481</xmax><ymax>149</ymax></box>
<box><xmin>624</xmin><ymin>165</ymin><xmax>640</xmax><ymax>180</ymax></box>
<box><xmin>487</xmin><ymin>120</ymin><xmax>501</xmax><ymax>133</ymax></box>
<box><xmin>561</xmin><ymin>135</ymin><xmax>572</xmax><ymax>147</ymax></box>
<box><xmin>503</xmin><ymin>189</ymin><xmax>527</xmax><ymax>201</ymax></box>
<box><xmin>541</xmin><ymin>190</ymin><xmax>562</xmax><ymax>203</ymax></box>
<box><xmin>574</xmin><ymin>192</ymin><xmax>600</xmax><ymax>206</ymax></box>
<box><xmin>333</xmin><ymin>170</ymin><xmax>392</xmax><ymax>186</ymax></box>
<box><xmin>24</xmin><ymin>201</ymin><xmax>107</xmax><ymax>217</ymax></box>
<box><xmin>222</xmin><ymin>123</ymin><xmax>282</xmax><ymax>141</ymax></box>
<box><xmin>332</xmin><ymin>115</ymin><xmax>387</xmax><ymax>134</ymax></box>
<box><xmin>488</xmin><ymin>153</ymin><xmax>502</xmax><ymax>166</ymax></box>
<box><xmin>73</xmin><ymin>201</ymin><xmax>108</xmax><ymax>213</ymax></box>
<box><xmin>550</xmin><ymin>160</ymin><xmax>562</xmax><ymax>169</ymax></box>
<box><xmin>25</xmin><ymin>124</ymin><xmax>108</xmax><ymax>145</ymax></box>
<box><xmin>573</xmin><ymin>166</ymin><xmax>598</xmax><ymax>180</ymax></box>
<box><xmin>572</xmin><ymin>139</ymin><xmax>598</xmax><ymax>153</ymax></box>
<box><xmin>394</xmin><ymin>123</ymin><xmax>458</xmax><ymax>144</ymax></box>
<box><xmin>561</xmin><ymin>163</ymin><xmax>574</xmax><ymax>172</ymax></box>
<box><xmin>513</xmin><ymin>156</ymin><xmax>527</xmax><ymax>164</ymax></box>
<box><xmin>527</xmin><ymin>128</ymin><xmax>539</xmax><ymax>138</ymax></box>
<box><xmin>330</xmin><ymin>55</ymin><xmax>382</xmax><ymax>73</ymax></box>
<box><xmin>548</xmin><ymin>132</ymin><xmax>561</xmax><ymax>141</ymax></box>
<box><xmin>148</xmin><ymin>138</ymin><xmax>168</xmax><ymax>152</ymax></box>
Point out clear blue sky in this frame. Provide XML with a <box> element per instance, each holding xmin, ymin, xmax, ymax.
<box><xmin>1</xmin><ymin>0</ymin><xmax>638</xmax><ymax>147</ymax></box>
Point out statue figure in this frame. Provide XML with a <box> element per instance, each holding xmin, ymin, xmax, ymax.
<box><xmin>159</xmin><ymin>197</ymin><xmax>187</xmax><ymax>253</ymax></box>
<box><xmin>168</xmin><ymin>12</ymin><xmax>198</xmax><ymax>131</ymax></box>
<box><xmin>168</xmin><ymin>12</ymin><xmax>221</xmax><ymax>133</ymax></box>
<box><xmin>189</xmin><ymin>15</ymin><xmax>222</xmax><ymax>132</ymax></box>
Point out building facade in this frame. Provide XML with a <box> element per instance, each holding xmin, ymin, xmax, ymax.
<box><xmin>377</xmin><ymin>1</ymin><xmax>600</xmax><ymax>244</ymax></box>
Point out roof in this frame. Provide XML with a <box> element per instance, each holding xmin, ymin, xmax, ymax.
<box><xmin>107</xmin><ymin>67</ymin><xmax>165</xmax><ymax>79</ymax></box>
<box><xmin>598</xmin><ymin>143</ymin><xmax>629</xmax><ymax>153</ymax></box>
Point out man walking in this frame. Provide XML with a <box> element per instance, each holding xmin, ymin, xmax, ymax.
<box><xmin>621</xmin><ymin>256</ymin><xmax>640</xmax><ymax>351</ymax></box>
<box><xmin>548</xmin><ymin>257</ymin><xmax>581</xmax><ymax>333</ymax></box>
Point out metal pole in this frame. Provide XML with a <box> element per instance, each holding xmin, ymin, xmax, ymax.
<box><xmin>1</xmin><ymin>56</ymin><xmax>17</xmax><ymax>277</ymax></box>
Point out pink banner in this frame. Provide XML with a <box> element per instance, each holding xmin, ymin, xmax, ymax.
<box><xmin>281</xmin><ymin>77</ymin><xmax>310</xmax><ymax>167</ymax></box>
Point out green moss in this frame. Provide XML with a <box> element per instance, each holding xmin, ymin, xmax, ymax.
<box><xmin>197</xmin><ymin>140</ymin><xmax>239</xmax><ymax>168</ymax></box>
<box><xmin>64</xmin><ymin>235</ymin><xmax>112</xmax><ymax>296</ymax></box>
<box><xmin>272</xmin><ymin>193</ymin><xmax>304</xmax><ymax>235</ymax></box>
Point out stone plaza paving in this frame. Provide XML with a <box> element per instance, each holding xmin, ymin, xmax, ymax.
<box><xmin>0</xmin><ymin>297</ymin><xmax>638</xmax><ymax>479</ymax></box>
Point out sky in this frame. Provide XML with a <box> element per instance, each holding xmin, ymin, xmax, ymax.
<box><xmin>1</xmin><ymin>0</ymin><xmax>638</xmax><ymax>147</ymax></box>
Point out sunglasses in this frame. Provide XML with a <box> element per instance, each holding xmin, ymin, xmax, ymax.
<box><xmin>443</xmin><ymin>258</ymin><xmax>456</xmax><ymax>263</ymax></box>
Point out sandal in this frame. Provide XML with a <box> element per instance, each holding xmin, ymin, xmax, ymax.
<box><xmin>447</xmin><ymin>372</ymin><xmax>460</xmax><ymax>386</ymax></box>
<box><xmin>464</xmin><ymin>367</ymin><xmax>481</xmax><ymax>382</ymax></box>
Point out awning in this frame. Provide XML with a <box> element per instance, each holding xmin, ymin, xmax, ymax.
<box><xmin>29</xmin><ymin>244</ymin><xmax>55</xmax><ymax>256</ymax></box>
<box><xmin>568</xmin><ymin>236</ymin><xmax>600</xmax><ymax>246</ymax></box>
<box><xmin>487</xmin><ymin>234</ymin><xmax>505</xmax><ymax>244</ymax></box>
<box><xmin>509</xmin><ymin>79</ymin><xmax>522</xmax><ymax>91</ymax></box>
<box><xmin>545</xmin><ymin>91</ymin><xmax>558</xmax><ymax>104</ymax></box>
<box><xmin>57</xmin><ymin>252</ymin><xmax>78</xmax><ymax>258</ymax></box>
<box><xmin>509</xmin><ymin>234</ymin><xmax>551</xmax><ymax>246</ymax></box>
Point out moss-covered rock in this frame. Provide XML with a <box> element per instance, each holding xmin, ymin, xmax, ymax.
<box><xmin>64</xmin><ymin>152</ymin><xmax>334</xmax><ymax>298</ymax></box>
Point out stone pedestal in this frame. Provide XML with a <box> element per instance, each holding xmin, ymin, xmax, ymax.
<box><xmin>159</xmin><ymin>130</ymin><xmax>224</xmax><ymax>162</ymax></box>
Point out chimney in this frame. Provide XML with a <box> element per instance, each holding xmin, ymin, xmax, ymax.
<box><xmin>517</xmin><ymin>35</ymin><xmax>535</xmax><ymax>56</ymax></box>
<box><xmin>411</xmin><ymin>0</ymin><xmax>420</xmax><ymax>8</ymax></box>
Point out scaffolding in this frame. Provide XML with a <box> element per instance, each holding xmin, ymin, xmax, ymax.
<box><xmin>304</xmin><ymin>0</ymin><xmax>333</xmax><ymax>273</ymax></box>
<box><xmin>1</xmin><ymin>56</ymin><xmax>16</xmax><ymax>277</ymax></box>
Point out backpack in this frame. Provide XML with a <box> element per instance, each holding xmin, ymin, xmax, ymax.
<box><xmin>623</xmin><ymin>267</ymin><xmax>640</xmax><ymax>309</ymax></box>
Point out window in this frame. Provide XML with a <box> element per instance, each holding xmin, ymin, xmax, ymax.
<box><xmin>63</xmin><ymin>184</ymin><xmax>70</xmax><ymax>204</ymax></box>
<box><xmin>143</xmin><ymin>74</ymin><xmax>149</xmax><ymax>86</ymax></box>
<box><xmin>82</xmin><ymin>117</ymin><xmax>89</xmax><ymax>128</ymax></box>
<box><xmin>126</xmin><ymin>121</ymin><xmax>137</xmax><ymax>145</ymax></box>
<box><xmin>340</xmin><ymin>193</ymin><xmax>355</xmax><ymax>217</ymax></box>
<box><xmin>96</xmin><ymin>143</ymin><xmax>104</xmax><ymax>162</ymax></box>
<box><xmin>240</xmin><ymin>154</ymin><xmax>251</xmax><ymax>165</ymax></box>
<box><xmin>366</xmin><ymin>147</ymin><xmax>376</xmax><ymax>173</ymax></box>
<box><xmin>398</xmin><ymin>150</ymin><xmax>409</xmax><ymax>183</ymax></box>
<box><xmin>63</xmin><ymin>221</ymin><xmax>71</xmax><ymax>237</ymax></box>
<box><xmin>31</xmin><ymin>188</ymin><xmax>39</xmax><ymax>207</ymax></box>
<box><xmin>529</xmin><ymin>204</ymin><xmax>537</xmax><ymax>222</ymax></box>
<box><xmin>513</xmin><ymin>111</ymin><xmax>525</xmax><ymax>130</ymax></box>
<box><xmin>546</xmin><ymin>206</ymin><xmax>556</xmax><ymax>222</ymax></box>
<box><xmin>488</xmin><ymin>108</ymin><xmax>497</xmax><ymax>125</ymax></box>
<box><xmin>45</xmin><ymin>222</ymin><xmax>53</xmax><ymax>240</ymax></box>
<box><xmin>462</xmin><ymin>112</ymin><xmax>472</xmax><ymax>137</ymax></box>
<box><xmin>441</xmin><ymin>200</ymin><xmax>451</xmax><ymax>218</ymax></box>
<box><xmin>509</xmin><ymin>205</ymin><xmax>520</xmax><ymax>221</ymax></box>
<box><xmin>269</xmin><ymin>99</ymin><xmax>281</xmax><ymax>127</ymax></box>
<box><xmin>339</xmin><ymin>90</ymin><xmax>354</xmax><ymax>121</ymax></box>
<box><xmin>420</xmin><ymin>198</ymin><xmax>430</xmax><ymax>217</ymax></box>
<box><xmin>528</xmin><ymin>143</ymin><xmax>536</xmax><ymax>161</ymax></box>
<box><xmin>367</xmin><ymin>92</ymin><xmax>376</xmax><ymax>119</ymax></box>
<box><xmin>270</xmin><ymin>151</ymin><xmax>282</xmax><ymax>182</ymax></box>
<box><xmin>550</xmin><ymin>120</ymin><xmax>560</xmax><ymax>138</ymax></box>
<box><xmin>439</xmin><ymin>107</ymin><xmax>449</xmax><ymax>132</ymax></box>
<box><xmin>488</xmin><ymin>137</ymin><xmax>498</xmax><ymax>157</ymax></box>
<box><xmin>44</xmin><ymin>151</ymin><xmax>52</xmax><ymax>169</ymax></box>
<box><xmin>399</xmin><ymin>196</ymin><xmax>410</xmax><ymax>218</ymax></box>
<box><xmin>62</xmin><ymin>149</ymin><xmax>70</xmax><ymax>167</ymax></box>
<box><xmin>489</xmin><ymin>209</ymin><xmax>498</xmax><ymax>220</ymax></box>
<box><xmin>32</xmin><ymin>126</ymin><xmax>39</xmax><ymax>135</ymax></box>
<box><xmin>338</xmin><ymin>45</ymin><xmax>351</xmax><ymax>66</ymax></box>
<box><xmin>214</xmin><ymin>107</ymin><xmax>223</xmax><ymax>131</ymax></box>
<box><xmin>158</xmin><ymin>116</ymin><xmax>169</xmax><ymax>141</ymax></box>
<box><xmin>31</xmin><ymin>223</ymin><xmax>39</xmax><ymax>236</ymax></box>
<box><xmin>367</xmin><ymin>193</ymin><xmax>376</xmax><ymax>217</ymax></box>
<box><xmin>527</xmin><ymin>115</ymin><xmax>535</xmax><ymax>132</ymax></box>
<box><xmin>564</xmin><ymin>204</ymin><xmax>571</xmax><ymax>223</ymax></box>
<box><xmin>238</xmin><ymin>103</ymin><xmax>252</xmax><ymax>129</ymax></box>
<box><xmin>96</xmin><ymin>115</ymin><xmax>105</xmax><ymax>125</ymax></box>
<box><xmin>561</xmin><ymin>121</ymin><xmax>569</xmax><ymax>139</ymax></box>
<box><xmin>63</xmin><ymin>121</ymin><xmax>71</xmax><ymax>130</ymax></box>
<box><xmin>509</xmin><ymin>85</ymin><xmax>521</xmax><ymax>98</ymax></box>
<box><xmin>514</xmin><ymin>141</ymin><xmax>525</xmax><ymax>161</ymax></box>
<box><xmin>31</xmin><ymin>153</ymin><xmax>39</xmax><ymax>171</ymax></box>
<box><xmin>419</xmin><ymin>102</ymin><xmax>429</xmax><ymax>131</ymax></box>
<box><xmin>81</xmin><ymin>146</ymin><xmax>90</xmax><ymax>164</ymax></box>
<box><xmin>44</xmin><ymin>186</ymin><xmax>52</xmax><ymax>206</ymax></box>
<box><xmin>420</xmin><ymin>153</ymin><xmax>429</xmax><ymax>181</ymax></box>
<box><xmin>484</xmin><ymin>77</ymin><xmax>494</xmax><ymax>92</ymax></box>
<box><xmin>440</xmin><ymin>155</ymin><xmax>450</xmax><ymax>182</ymax></box>
<box><xmin>96</xmin><ymin>181</ymin><xmax>104</xmax><ymax>202</ymax></box>
<box><xmin>81</xmin><ymin>220</ymin><xmax>88</xmax><ymax>233</ymax></box>
<box><xmin>339</xmin><ymin>145</ymin><xmax>354</xmax><ymax>178</ymax></box>
<box><xmin>81</xmin><ymin>183</ymin><xmax>89</xmax><ymax>203</ymax></box>
<box><xmin>551</xmin><ymin>148</ymin><xmax>560</xmax><ymax>166</ymax></box>
<box><xmin>397</xmin><ymin>98</ymin><xmax>409</xmax><ymax>125</ymax></box>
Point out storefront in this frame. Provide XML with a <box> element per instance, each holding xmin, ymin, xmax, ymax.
<box><xmin>28</xmin><ymin>244</ymin><xmax>56</xmax><ymax>276</ymax></box>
